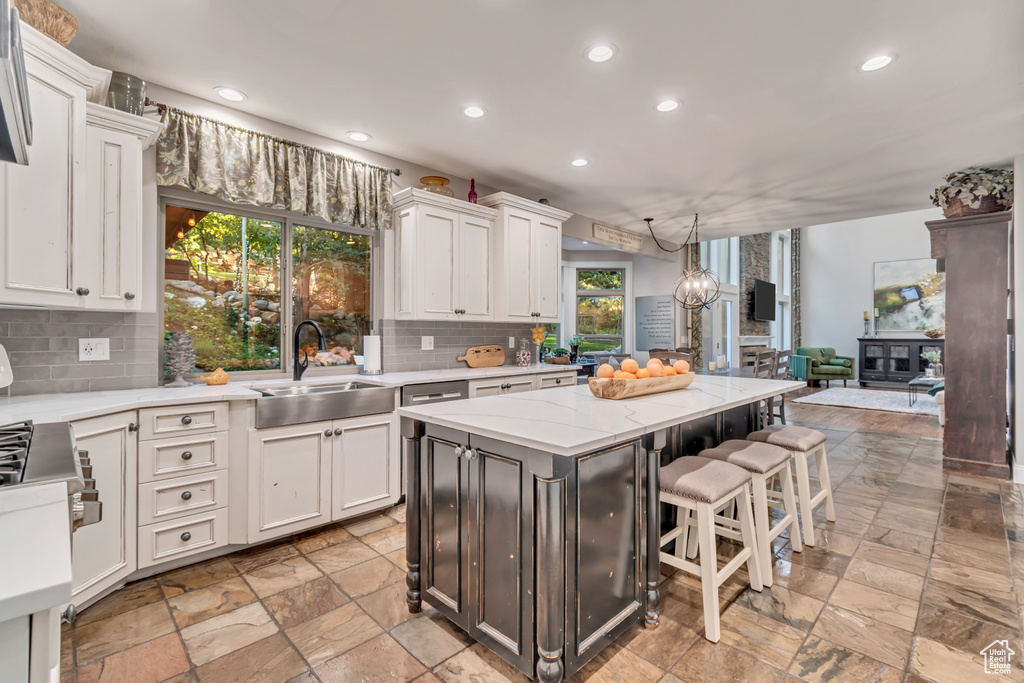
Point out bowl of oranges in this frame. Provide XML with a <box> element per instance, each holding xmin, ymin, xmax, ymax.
<box><xmin>588</xmin><ymin>357</ymin><xmax>695</xmax><ymax>400</ymax></box>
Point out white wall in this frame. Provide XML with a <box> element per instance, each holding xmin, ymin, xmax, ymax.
<box><xmin>562</xmin><ymin>249</ymin><xmax>683</xmax><ymax>363</ymax></box>
<box><xmin>801</xmin><ymin>207</ymin><xmax>943</xmax><ymax>364</ymax></box>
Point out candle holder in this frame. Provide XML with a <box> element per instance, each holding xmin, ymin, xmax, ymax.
<box><xmin>872</xmin><ymin>317</ymin><xmax>881</xmax><ymax>338</ymax></box>
<box><xmin>863</xmin><ymin>320</ymin><xmax>871</xmax><ymax>337</ymax></box>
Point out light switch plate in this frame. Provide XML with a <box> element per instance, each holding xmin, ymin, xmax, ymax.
<box><xmin>79</xmin><ymin>338</ymin><xmax>110</xmax><ymax>361</ymax></box>
<box><xmin>509</xmin><ymin>336</ymin><xmax>515</xmax><ymax>348</ymax></box>
<box><xmin>421</xmin><ymin>336</ymin><xmax>434</xmax><ymax>351</ymax></box>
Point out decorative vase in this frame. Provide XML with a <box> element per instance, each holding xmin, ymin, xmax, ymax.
<box><xmin>419</xmin><ymin>176</ymin><xmax>455</xmax><ymax>197</ymax></box>
<box><xmin>934</xmin><ymin>361</ymin><xmax>944</xmax><ymax>377</ymax></box>
<box><xmin>516</xmin><ymin>338</ymin><xmax>531</xmax><ymax>367</ymax></box>
<box><xmin>569</xmin><ymin>344</ymin><xmax>579</xmax><ymax>363</ymax></box>
<box><xmin>925</xmin><ymin>365</ymin><xmax>935</xmax><ymax>378</ymax></box>
<box><xmin>468</xmin><ymin>178</ymin><xmax>477</xmax><ymax>204</ymax></box>
<box><xmin>107</xmin><ymin>71</ymin><xmax>146</xmax><ymax>117</ymax></box>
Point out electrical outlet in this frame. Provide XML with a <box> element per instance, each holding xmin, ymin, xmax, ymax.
<box><xmin>421</xmin><ymin>336</ymin><xmax>434</xmax><ymax>351</ymax></box>
<box><xmin>79</xmin><ymin>338</ymin><xmax>110</xmax><ymax>361</ymax></box>
<box><xmin>509</xmin><ymin>336</ymin><xmax>515</xmax><ymax>348</ymax></box>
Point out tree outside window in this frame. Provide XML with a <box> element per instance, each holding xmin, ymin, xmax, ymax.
<box><xmin>576</xmin><ymin>270</ymin><xmax>625</xmax><ymax>353</ymax></box>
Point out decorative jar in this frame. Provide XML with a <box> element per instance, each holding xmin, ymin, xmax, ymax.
<box><xmin>419</xmin><ymin>176</ymin><xmax>455</xmax><ymax>197</ymax></box>
<box><xmin>516</xmin><ymin>338</ymin><xmax>531</xmax><ymax>367</ymax></box>
<box><xmin>107</xmin><ymin>71</ymin><xmax>146</xmax><ymax>116</ymax></box>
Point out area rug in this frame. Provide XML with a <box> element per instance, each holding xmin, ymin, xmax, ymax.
<box><xmin>792</xmin><ymin>387</ymin><xmax>940</xmax><ymax>416</ymax></box>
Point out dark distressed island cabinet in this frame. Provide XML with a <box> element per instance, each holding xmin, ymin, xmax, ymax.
<box><xmin>404</xmin><ymin>421</ymin><xmax>648</xmax><ymax>681</ymax></box>
<box><xmin>858</xmin><ymin>337</ymin><xmax>944</xmax><ymax>385</ymax></box>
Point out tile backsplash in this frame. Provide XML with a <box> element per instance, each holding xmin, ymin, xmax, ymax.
<box><xmin>0</xmin><ymin>309</ymin><xmax>159</xmax><ymax>396</ymax></box>
<box><xmin>381</xmin><ymin>319</ymin><xmax>537</xmax><ymax>372</ymax></box>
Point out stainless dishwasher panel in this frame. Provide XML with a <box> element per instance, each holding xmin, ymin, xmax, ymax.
<box><xmin>401</xmin><ymin>380</ymin><xmax>470</xmax><ymax>407</ymax></box>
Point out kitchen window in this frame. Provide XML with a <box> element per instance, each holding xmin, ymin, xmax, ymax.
<box><xmin>575</xmin><ymin>269</ymin><xmax>626</xmax><ymax>353</ymax></box>
<box><xmin>164</xmin><ymin>199</ymin><xmax>374</xmax><ymax>374</ymax></box>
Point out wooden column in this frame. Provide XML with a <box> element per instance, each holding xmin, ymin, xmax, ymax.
<box><xmin>927</xmin><ymin>211</ymin><xmax>1011</xmax><ymax>477</ymax></box>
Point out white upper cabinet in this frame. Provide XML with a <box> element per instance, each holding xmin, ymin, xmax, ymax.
<box><xmin>393</xmin><ymin>188</ymin><xmax>497</xmax><ymax>321</ymax></box>
<box><xmin>478</xmin><ymin>193</ymin><xmax>572</xmax><ymax>324</ymax></box>
<box><xmin>0</xmin><ymin>23</ymin><xmax>160</xmax><ymax>311</ymax></box>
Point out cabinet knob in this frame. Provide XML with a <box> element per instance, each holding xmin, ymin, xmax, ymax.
<box><xmin>61</xmin><ymin>604</ymin><xmax>77</xmax><ymax>624</ymax></box>
<box><xmin>334</xmin><ymin>428</ymin><xmax>343</xmax><ymax>436</ymax></box>
<box><xmin>128</xmin><ymin>422</ymin><xmax>139</xmax><ymax>432</ymax></box>
<box><xmin>181</xmin><ymin>416</ymin><xmax>192</xmax><ymax>425</ymax></box>
<box><xmin>555</xmin><ymin>378</ymin><xmax>561</xmax><ymax>384</ymax></box>
<box><xmin>181</xmin><ymin>451</ymin><xmax>193</xmax><ymax>460</ymax></box>
<box><xmin>181</xmin><ymin>491</ymin><xmax>192</xmax><ymax>500</ymax></box>
<box><xmin>76</xmin><ymin>287</ymin><xmax>89</xmax><ymax>296</ymax></box>
<box><xmin>465</xmin><ymin>448</ymin><xmax>478</xmax><ymax>461</ymax></box>
<box><xmin>324</xmin><ymin>429</ymin><xmax>333</xmax><ymax>436</ymax></box>
<box><xmin>453</xmin><ymin>445</ymin><xmax>465</xmax><ymax>458</ymax></box>
<box><xmin>180</xmin><ymin>531</ymin><xmax>192</xmax><ymax>542</ymax></box>
<box><xmin>124</xmin><ymin>291</ymin><xmax>135</xmax><ymax>300</ymax></box>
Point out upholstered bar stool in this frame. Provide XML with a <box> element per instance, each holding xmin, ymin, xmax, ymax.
<box><xmin>658</xmin><ymin>456</ymin><xmax>764</xmax><ymax>642</ymax></box>
<box><xmin>746</xmin><ymin>424</ymin><xmax>834</xmax><ymax>546</ymax></box>
<box><xmin>700</xmin><ymin>440</ymin><xmax>803</xmax><ymax>580</ymax></box>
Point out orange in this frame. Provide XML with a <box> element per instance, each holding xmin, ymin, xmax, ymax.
<box><xmin>647</xmin><ymin>363</ymin><xmax>664</xmax><ymax>377</ymax></box>
<box><xmin>663</xmin><ymin>366</ymin><xmax>677</xmax><ymax>376</ymax></box>
<box><xmin>596</xmin><ymin>363</ymin><xmax>615</xmax><ymax>378</ymax></box>
<box><xmin>620</xmin><ymin>358</ymin><xmax>639</xmax><ymax>374</ymax></box>
<box><xmin>673</xmin><ymin>359</ymin><xmax>690</xmax><ymax>374</ymax></box>
<box><xmin>646</xmin><ymin>358</ymin><xmax>664</xmax><ymax>368</ymax></box>
<box><xmin>613</xmin><ymin>370</ymin><xmax>636</xmax><ymax>379</ymax></box>
<box><xmin>635</xmin><ymin>368</ymin><xmax>651</xmax><ymax>379</ymax></box>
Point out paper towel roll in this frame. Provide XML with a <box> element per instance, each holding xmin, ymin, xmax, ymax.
<box><xmin>362</xmin><ymin>335</ymin><xmax>382</xmax><ymax>375</ymax></box>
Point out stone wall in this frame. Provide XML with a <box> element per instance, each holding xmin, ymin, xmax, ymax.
<box><xmin>740</xmin><ymin>233</ymin><xmax>772</xmax><ymax>336</ymax></box>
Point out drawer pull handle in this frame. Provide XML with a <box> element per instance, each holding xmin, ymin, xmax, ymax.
<box><xmin>181</xmin><ymin>491</ymin><xmax>192</xmax><ymax>500</ymax></box>
<box><xmin>555</xmin><ymin>378</ymin><xmax>561</xmax><ymax>384</ymax></box>
<box><xmin>61</xmin><ymin>604</ymin><xmax>77</xmax><ymax>624</ymax></box>
<box><xmin>181</xmin><ymin>416</ymin><xmax>193</xmax><ymax>425</ymax></box>
<box><xmin>180</xmin><ymin>531</ymin><xmax>192</xmax><ymax>542</ymax></box>
<box><xmin>181</xmin><ymin>451</ymin><xmax>193</xmax><ymax>460</ymax></box>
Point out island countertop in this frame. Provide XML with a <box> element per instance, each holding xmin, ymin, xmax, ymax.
<box><xmin>397</xmin><ymin>374</ymin><xmax>803</xmax><ymax>456</ymax></box>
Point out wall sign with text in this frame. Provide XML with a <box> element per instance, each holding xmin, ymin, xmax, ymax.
<box><xmin>635</xmin><ymin>295</ymin><xmax>675</xmax><ymax>350</ymax></box>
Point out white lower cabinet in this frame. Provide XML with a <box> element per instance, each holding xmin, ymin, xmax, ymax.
<box><xmin>468</xmin><ymin>374</ymin><xmax>546</xmax><ymax>397</ymax></box>
<box><xmin>247</xmin><ymin>421</ymin><xmax>333</xmax><ymax>542</ymax></box>
<box><xmin>70</xmin><ymin>411</ymin><xmax>138</xmax><ymax>606</ymax></box>
<box><xmin>332</xmin><ymin>413</ymin><xmax>400</xmax><ymax>520</ymax></box>
<box><xmin>138</xmin><ymin>509</ymin><xmax>229</xmax><ymax>569</ymax></box>
<box><xmin>537</xmin><ymin>371</ymin><xmax>577</xmax><ymax>389</ymax></box>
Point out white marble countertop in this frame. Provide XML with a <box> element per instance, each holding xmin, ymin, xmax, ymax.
<box><xmin>398</xmin><ymin>375</ymin><xmax>804</xmax><ymax>457</ymax></box>
<box><xmin>0</xmin><ymin>482</ymin><xmax>73</xmax><ymax>621</ymax></box>
<box><xmin>0</xmin><ymin>364</ymin><xmax>580</xmax><ymax>425</ymax></box>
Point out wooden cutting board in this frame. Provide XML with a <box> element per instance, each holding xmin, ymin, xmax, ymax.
<box><xmin>458</xmin><ymin>345</ymin><xmax>506</xmax><ymax>368</ymax></box>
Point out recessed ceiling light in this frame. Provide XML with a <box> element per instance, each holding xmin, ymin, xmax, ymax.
<box><xmin>656</xmin><ymin>99</ymin><xmax>681</xmax><ymax>112</ymax></box>
<box><xmin>347</xmin><ymin>131</ymin><xmax>371</xmax><ymax>142</ymax></box>
<box><xmin>214</xmin><ymin>86</ymin><xmax>247</xmax><ymax>102</ymax></box>
<box><xmin>463</xmin><ymin>105</ymin><xmax>486</xmax><ymax>118</ymax></box>
<box><xmin>571</xmin><ymin>158</ymin><xmax>589</xmax><ymax>167</ymax></box>
<box><xmin>860</xmin><ymin>54</ymin><xmax>896</xmax><ymax>71</ymax></box>
<box><xmin>586</xmin><ymin>44</ymin><xmax>615</xmax><ymax>63</ymax></box>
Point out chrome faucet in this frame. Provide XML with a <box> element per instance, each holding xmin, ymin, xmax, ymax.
<box><xmin>293</xmin><ymin>320</ymin><xmax>327</xmax><ymax>381</ymax></box>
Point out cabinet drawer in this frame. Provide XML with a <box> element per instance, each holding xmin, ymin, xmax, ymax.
<box><xmin>139</xmin><ymin>432</ymin><xmax>227</xmax><ymax>482</ymax></box>
<box><xmin>137</xmin><ymin>509</ymin><xmax>228</xmax><ymax>569</ymax></box>
<box><xmin>139</xmin><ymin>403</ymin><xmax>228</xmax><ymax>440</ymax></box>
<box><xmin>137</xmin><ymin>470</ymin><xmax>228</xmax><ymax>525</ymax></box>
<box><xmin>538</xmin><ymin>372</ymin><xmax>576</xmax><ymax>389</ymax></box>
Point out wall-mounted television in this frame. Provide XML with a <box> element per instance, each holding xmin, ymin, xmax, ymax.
<box><xmin>752</xmin><ymin>279</ymin><xmax>776</xmax><ymax>321</ymax></box>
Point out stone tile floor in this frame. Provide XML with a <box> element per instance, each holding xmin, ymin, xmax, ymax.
<box><xmin>59</xmin><ymin>422</ymin><xmax>1024</xmax><ymax>682</ymax></box>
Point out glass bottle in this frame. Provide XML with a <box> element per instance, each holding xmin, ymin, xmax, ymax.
<box><xmin>516</xmin><ymin>338</ymin><xmax>531</xmax><ymax>367</ymax></box>
<box><xmin>468</xmin><ymin>178</ymin><xmax>478</xmax><ymax>204</ymax></box>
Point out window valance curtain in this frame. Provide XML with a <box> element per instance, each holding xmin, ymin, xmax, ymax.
<box><xmin>156</xmin><ymin>108</ymin><xmax>393</xmax><ymax>229</ymax></box>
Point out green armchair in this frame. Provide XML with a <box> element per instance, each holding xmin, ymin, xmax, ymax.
<box><xmin>791</xmin><ymin>347</ymin><xmax>855</xmax><ymax>387</ymax></box>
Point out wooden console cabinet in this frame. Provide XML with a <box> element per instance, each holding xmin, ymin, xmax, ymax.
<box><xmin>858</xmin><ymin>338</ymin><xmax>945</xmax><ymax>386</ymax></box>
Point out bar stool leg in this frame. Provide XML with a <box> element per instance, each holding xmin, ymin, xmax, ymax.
<box><xmin>780</xmin><ymin>461</ymin><xmax>803</xmax><ymax>554</ymax></box>
<box><xmin>750</xmin><ymin>474</ymin><xmax>773</xmax><ymax>587</ymax></box>
<box><xmin>696</xmin><ymin>504</ymin><xmax>721</xmax><ymax>643</ymax></box>
<box><xmin>816</xmin><ymin>445</ymin><xmax>836</xmax><ymax>521</ymax></box>
<box><xmin>736</xmin><ymin>484</ymin><xmax>764</xmax><ymax>592</ymax></box>
<box><xmin>793</xmin><ymin>452</ymin><xmax>817</xmax><ymax>547</ymax></box>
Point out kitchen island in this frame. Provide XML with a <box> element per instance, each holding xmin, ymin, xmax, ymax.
<box><xmin>398</xmin><ymin>374</ymin><xmax>802</xmax><ymax>682</ymax></box>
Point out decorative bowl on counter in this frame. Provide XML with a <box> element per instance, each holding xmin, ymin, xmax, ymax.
<box><xmin>588</xmin><ymin>372</ymin><xmax>695</xmax><ymax>400</ymax></box>
<box><xmin>199</xmin><ymin>368</ymin><xmax>230</xmax><ymax>385</ymax></box>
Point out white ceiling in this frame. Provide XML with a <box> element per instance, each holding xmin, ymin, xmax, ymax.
<box><xmin>59</xmin><ymin>0</ymin><xmax>1024</xmax><ymax>241</ymax></box>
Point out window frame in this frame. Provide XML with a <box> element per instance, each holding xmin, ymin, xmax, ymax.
<box><xmin>559</xmin><ymin>261</ymin><xmax>633</xmax><ymax>355</ymax></box>
<box><xmin>158</xmin><ymin>188</ymin><xmax>380</xmax><ymax>380</ymax></box>
<box><xmin>771</xmin><ymin>230</ymin><xmax>793</xmax><ymax>351</ymax></box>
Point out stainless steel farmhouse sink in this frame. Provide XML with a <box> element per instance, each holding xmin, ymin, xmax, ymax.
<box><xmin>254</xmin><ymin>381</ymin><xmax>396</xmax><ymax>429</ymax></box>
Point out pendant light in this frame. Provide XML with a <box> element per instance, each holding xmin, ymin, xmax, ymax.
<box><xmin>644</xmin><ymin>214</ymin><xmax>723</xmax><ymax>310</ymax></box>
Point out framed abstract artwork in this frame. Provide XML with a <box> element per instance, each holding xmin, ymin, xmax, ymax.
<box><xmin>873</xmin><ymin>258</ymin><xmax>946</xmax><ymax>332</ymax></box>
